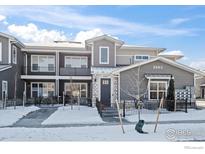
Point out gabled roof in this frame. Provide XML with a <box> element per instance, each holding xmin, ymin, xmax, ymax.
<box><xmin>0</xmin><ymin>32</ymin><xmax>25</xmax><ymax>48</ymax></box>
<box><xmin>112</xmin><ymin>57</ymin><xmax>205</xmax><ymax>76</ymax></box>
<box><xmin>0</xmin><ymin>65</ymin><xmax>12</xmax><ymax>72</ymax></box>
<box><xmin>85</xmin><ymin>34</ymin><xmax>124</xmax><ymax>46</ymax></box>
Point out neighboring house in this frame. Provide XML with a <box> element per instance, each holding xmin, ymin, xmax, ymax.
<box><xmin>0</xmin><ymin>32</ymin><xmax>204</xmax><ymax>108</ymax></box>
<box><xmin>195</xmin><ymin>75</ymin><xmax>205</xmax><ymax>99</ymax></box>
<box><xmin>0</xmin><ymin>32</ymin><xmax>25</xmax><ymax>106</ymax></box>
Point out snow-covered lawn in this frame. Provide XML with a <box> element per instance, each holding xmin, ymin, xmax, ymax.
<box><xmin>0</xmin><ymin>123</ymin><xmax>205</xmax><ymax>141</ymax></box>
<box><xmin>125</xmin><ymin>109</ymin><xmax>205</xmax><ymax>123</ymax></box>
<box><xmin>42</xmin><ymin>106</ymin><xmax>104</xmax><ymax>125</ymax></box>
<box><xmin>0</xmin><ymin>106</ymin><xmax>39</xmax><ymax>127</ymax></box>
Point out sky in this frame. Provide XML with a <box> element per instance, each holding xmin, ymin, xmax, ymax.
<box><xmin>0</xmin><ymin>5</ymin><xmax>205</xmax><ymax>69</ymax></box>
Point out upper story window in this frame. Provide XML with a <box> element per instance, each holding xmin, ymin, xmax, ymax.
<box><xmin>65</xmin><ymin>56</ymin><xmax>88</xmax><ymax>68</ymax></box>
<box><xmin>12</xmin><ymin>45</ymin><xmax>17</xmax><ymax>64</ymax></box>
<box><xmin>0</xmin><ymin>42</ymin><xmax>2</xmax><ymax>62</ymax></box>
<box><xmin>31</xmin><ymin>55</ymin><xmax>55</xmax><ymax>72</ymax></box>
<box><xmin>99</xmin><ymin>46</ymin><xmax>109</xmax><ymax>64</ymax></box>
<box><xmin>134</xmin><ymin>55</ymin><xmax>150</xmax><ymax>61</ymax></box>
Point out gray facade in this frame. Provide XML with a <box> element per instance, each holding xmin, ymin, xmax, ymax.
<box><xmin>93</xmin><ymin>39</ymin><xmax>115</xmax><ymax>67</ymax></box>
<box><xmin>120</xmin><ymin>60</ymin><xmax>195</xmax><ymax>100</ymax></box>
<box><xmin>0</xmin><ymin>35</ymin><xmax>9</xmax><ymax>64</ymax></box>
<box><xmin>0</xmin><ymin>43</ymin><xmax>24</xmax><ymax>101</ymax></box>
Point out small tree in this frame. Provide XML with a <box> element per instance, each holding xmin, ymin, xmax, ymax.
<box><xmin>166</xmin><ymin>75</ymin><xmax>175</xmax><ymax>111</ymax></box>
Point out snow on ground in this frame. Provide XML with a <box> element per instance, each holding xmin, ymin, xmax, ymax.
<box><xmin>0</xmin><ymin>123</ymin><xmax>205</xmax><ymax>141</ymax></box>
<box><xmin>0</xmin><ymin>106</ymin><xmax>39</xmax><ymax>127</ymax></box>
<box><xmin>125</xmin><ymin>109</ymin><xmax>205</xmax><ymax>122</ymax></box>
<box><xmin>42</xmin><ymin>106</ymin><xmax>104</xmax><ymax>125</ymax></box>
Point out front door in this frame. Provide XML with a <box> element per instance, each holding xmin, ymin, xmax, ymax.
<box><xmin>2</xmin><ymin>81</ymin><xmax>8</xmax><ymax>101</ymax></box>
<box><xmin>202</xmin><ymin>88</ymin><xmax>205</xmax><ymax>99</ymax></box>
<box><xmin>100</xmin><ymin>78</ymin><xmax>111</xmax><ymax>107</ymax></box>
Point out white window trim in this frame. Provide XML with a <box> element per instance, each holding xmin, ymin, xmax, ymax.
<box><xmin>64</xmin><ymin>82</ymin><xmax>88</xmax><ymax>98</ymax></box>
<box><xmin>149</xmin><ymin>81</ymin><xmax>167</xmax><ymax>100</ymax></box>
<box><xmin>99</xmin><ymin>46</ymin><xmax>109</xmax><ymax>64</ymax></box>
<box><xmin>2</xmin><ymin>80</ymin><xmax>8</xmax><ymax>100</ymax></box>
<box><xmin>134</xmin><ymin>55</ymin><xmax>150</xmax><ymax>61</ymax></box>
<box><xmin>12</xmin><ymin>45</ymin><xmax>17</xmax><ymax>64</ymax></box>
<box><xmin>0</xmin><ymin>42</ymin><xmax>2</xmax><ymax>62</ymax></box>
<box><xmin>31</xmin><ymin>82</ymin><xmax>55</xmax><ymax>98</ymax></box>
<box><xmin>64</xmin><ymin>56</ymin><xmax>88</xmax><ymax>68</ymax></box>
<box><xmin>31</xmin><ymin>55</ymin><xmax>55</xmax><ymax>72</ymax></box>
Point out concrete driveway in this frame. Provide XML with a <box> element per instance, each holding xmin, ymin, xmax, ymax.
<box><xmin>12</xmin><ymin>107</ymin><xmax>58</xmax><ymax>128</ymax></box>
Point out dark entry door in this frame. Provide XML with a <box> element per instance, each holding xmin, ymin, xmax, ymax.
<box><xmin>202</xmin><ymin>88</ymin><xmax>205</xmax><ymax>99</ymax></box>
<box><xmin>100</xmin><ymin>78</ymin><xmax>111</xmax><ymax>107</ymax></box>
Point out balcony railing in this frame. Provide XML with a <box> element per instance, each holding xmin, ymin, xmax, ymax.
<box><xmin>60</xmin><ymin>67</ymin><xmax>91</xmax><ymax>76</ymax></box>
<box><xmin>22</xmin><ymin>66</ymin><xmax>56</xmax><ymax>75</ymax></box>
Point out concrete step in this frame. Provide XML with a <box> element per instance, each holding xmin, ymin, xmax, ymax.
<box><xmin>101</xmin><ymin>107</ymin><xmax>119</xmax><ymax>117</ymax></box>
<box><xmin>101</xmin><ymin>112</ymin><xmax>119</xmax><ymax>117</ymax></box>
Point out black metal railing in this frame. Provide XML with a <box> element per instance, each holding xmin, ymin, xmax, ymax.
<box><xmin>60</xmin><ymin>67</ymin><xmax>91</xmax><ymax>76</ymax></box>
<box><xmin>22</xmin><ymin>66</ymin><xmax>56</xmax><ymax>75</ymax></box>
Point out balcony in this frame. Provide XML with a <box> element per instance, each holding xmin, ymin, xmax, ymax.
<box><xmin>22</xmin><ymin>66</ymin><xmax>56</xmax><ymax>75</ymax></box>
<box><xmin>60</xmin><ymin>67</ymin><xmax>91</xmax><ymax>76</ymax></box>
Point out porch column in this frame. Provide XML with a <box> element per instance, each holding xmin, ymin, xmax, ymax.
<box><xmin>24</xmin><ymin>53</ymin><xmax>28</xmax><ymax>75</ymax></box>
<box><xmin>56</xmin><ymin>51</ymin><xmax>59</xmax><ymax>76</ymax></box>
<box><xmin>24</xmin><ymin>81</ymin><xmax>27</xmax><ymax>99</ymax></box>
<box><xmin>147</xmin><ymin>78</ymin><xmax>150</xmax><ymax>100</ymax></box>
<box><xmin>55</xmin><ymin>79</ymin><xmax>59</xmax><ymax>100</ymax></box>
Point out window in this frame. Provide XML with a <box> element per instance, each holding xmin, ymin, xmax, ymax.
<box><xmin>99</xmin><ymin>47</ymin><xmax>109</xmax><ymax>64</ymax></box>
<box><xmin>149</xmin><ymin>81</ymin><xmax>167</xmax><ymax>100</ymax></box>
<box><xmin>12</xmin><ymin>45</ymin><xmax>17</xmax><ymax>64</ymax></box>
<box><xmin>31</xmin><ymin>55</ymin><xmax>55</xmax><ymax>72</ymax></box>
<box><xmin>31</xmin><ymin>82</ymin><xmax>55</xmax><ymax>98</ymax></box>
<box><xmin>65</xmin><ymin>56</ymin><xmax>88</xmax><ymax>68</ymax></box>
<box><xmin>0</xmin><ymin>42</ymin><xmax>2</xmax><ymax>62</ymax></box>
<box><xmin>64</xmin><ymin>83</ymin><xmax>87</xmax><ymax>98</ymax></box>
<box><xmin>134</xmin><ymin>55</ymin><xmax>149</xmax><ymax>61</ymax></box>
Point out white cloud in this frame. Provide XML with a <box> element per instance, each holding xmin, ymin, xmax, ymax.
<box><xmin>160</xmin><ymin>50</ymin><xmax>184</xmax><ymax>55</ymax></box>
<box><xmin>7</xmin><ymin>23</ymin><xmax>68</xmax><ymax>43</ymax></box>
<box><xmin>170</xmin><ymin>18</ymin><xmax>190</xmax><ymax>26</ymax></box>
<box><xmin>0</xmin><ymin>6</ymin><xmax>196</xmax><ymax>37</ymax></box>
<box><xmin>190</xmin><ymin>60</ymin><xmax>205</xmax><ymax>70</ymax></box>
<box><xmin>0</xmin><ymin>14</ymin><xmax>6</xmax><ymax>21</ymax></box>
<box><xmin>75</xmin><ymin>28</ymin><xmax>104</xmax><ymax>42</ymax></box>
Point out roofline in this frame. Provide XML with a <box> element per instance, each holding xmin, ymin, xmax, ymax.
<box><xmin>85</xmin><ymin>34</ymin><xmax>124</xmax><ymax>45</ymax></box>
<box><xmin>0</xmin><ymin>32</ymin><xmax>25</xmax><ymax>48</ymax></box>
<box><xmin>159</xmin><ymin>54</ymin><xmax>184</xmax><ymax>60</ymax></box>
<box><xmin>112</xmin><ymin>57</ymin><xmax>205</xmax><ymax>76</ymax></box>
<box><xmin>121</xmin><ymin>45</ymin><xmax>166</xmax><ymax>52</ymax></box>
<box><xmin>0</xmin><ymin>65</ymin><xmax>12</xmax><ymax>72</ymax></box>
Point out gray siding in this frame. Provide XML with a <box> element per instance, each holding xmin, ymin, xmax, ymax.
<box><xmin>0</xmin><ymin>36</ymin><xmax>9</xmax><ymax>64</ymax></box>
<box><xmin>0</xmin><ymin>43</ymin><xmax>24</xmax><ymax>101</ymax></box>
<box><xmin>195</xmin><ymin>77</ymin><xmax>205</xmax><ymax>98</ymax></box>
<box><xmin>120</xmin><ymin>60</ymin><xmax>195</xmax><ymax>100</ymax></box>
<box><xmin>93</xmin><ymin>39</ymin><xmax>115</xmax><ymax>67</ymax></box>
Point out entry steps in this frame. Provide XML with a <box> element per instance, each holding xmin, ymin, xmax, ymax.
<box><xmin>101</xmin><ymin>107</ymin><xmax>119</xmax><ymax>117</ymax></box>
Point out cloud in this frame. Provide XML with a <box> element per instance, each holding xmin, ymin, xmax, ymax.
<box><xmin>170</xmin><ymin>18</ymin><xmax>190</xmax><ymax>26</ymax></box>
<box><xmin>0</xmin><ymin>14</ymin><xmax>6</xmax><ymax>21</ymax></box>
<box><xmin>7</xmin><ymin>23</ymin><xmax>68</xmax><ymax>43</ymax></box>
<box><xmin>0</xmin><ymin>6</ymin><xmax>197</xmax><ymax>37</ymax></box>
<box><xmin>75</xmin><ymin>28</ymin><xmax>104</xmax><ymax>42</ymax></box>
<box><xmin>160</xmin><ymin>50</ymin><xmax>184</xmax><ymax>55</ymax></box>
<box><xmin>190</xmin><ymin>60</ymin><xmax>205</xmax><ymax>70</ymax></box>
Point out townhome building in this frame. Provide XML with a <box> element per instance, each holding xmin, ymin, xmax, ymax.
<box><xmin>0</xmin><ymin>32</ymin><xmax>204</xmax><ymax>108</ymax></box>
